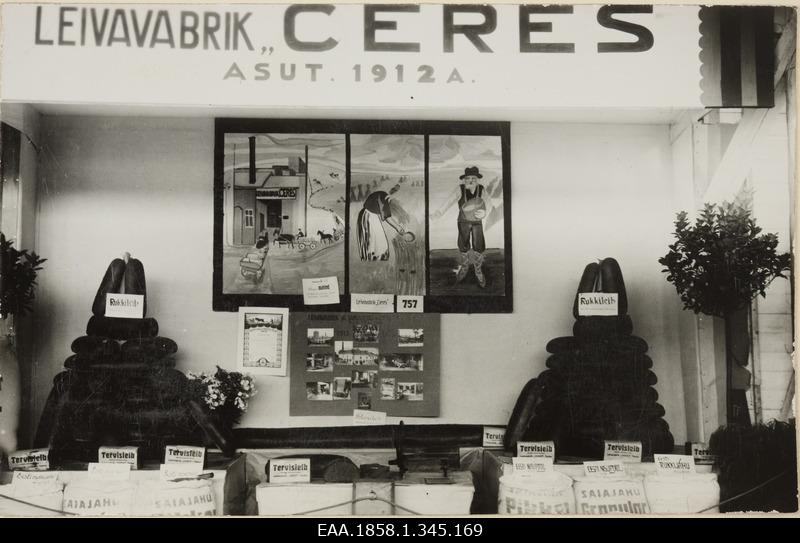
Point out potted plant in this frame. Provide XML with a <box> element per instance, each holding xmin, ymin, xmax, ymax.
<box><xmin>0</xmin><ymin>233</ymin><xmax>47</xmax><ymax>323</ymax></box>
<box><xmin>185</xmin><ymin>366</ymin><xmax>257</xmax><ymax>450</ymax></box>
<box><xmin>0</xmin><ymin>233</ymin><xmax>46</xmax><ymax>455</ymax></box>
<box><xmin>659</xmin><ymin>201</ymin><xmax>791</xmax><ymax>425</ymax></box>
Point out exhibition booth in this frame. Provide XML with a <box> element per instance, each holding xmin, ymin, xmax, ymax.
<box><xmin>0</xmin><ymin>3</ymin><xmax>795</xmax><ymax>516</ymax></box>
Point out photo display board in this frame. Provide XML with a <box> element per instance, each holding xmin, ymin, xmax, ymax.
<box><xmin>290</xmin><ymin>312</ymin><xmax>440</xmax><ymax>416</ymax></box>
<box><xmin>213</xmin><ymin>119</ymin><xmax>512</xmax><ymax>313</ymax></box>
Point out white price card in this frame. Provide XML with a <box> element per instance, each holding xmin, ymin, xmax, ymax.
<box><xmin>353</xmin><ymin>409</ymin><xmax>387</xmax><ymax>426</ymax></box>
<box><xmin>512</xmin><ymin>457</ymin><xmax>554</xmax><ymax>476</ymax></box>
<box><xmin>351</xmin><ymin>293</ymin><xmax>394</xmax><ymax>313</ymax></box>
<box><xmin>603</xmin><ymin>441</ymin><xmax>642</xmax><ymax>463</ymax></box>
<box><xmin>105</xmin><ymin>293</ymin><xmax>145</xmax><ymax>318</ymax></box>
<box><xmin>268</xmin><ymin>458</ymin><xmax>311</xmax><ymax>484</ymax></box>
<box><xmin>577</xmin><ymin>293</ymin><xmax>618</xmax><ymax>316</ymax></box>
<box><xmin>517</xmin><ymin>441</ymin><xmax>555</xmax><ymax>458</ymax></box>
<box><xmin>302</xmin><ymin>276</ymin><xmax>340</xmax><ymax>305</ymax></box>
<box><xmin>654</xmin><ymin>454</ymin><xmax>696</xmax><ymax>474</ymax></box>
<box><xmin>88</xmin><ymin>462</ymin><xmax>131</xmax><ymax>481</ymax></box>
<box><xmin>396</xmin><ymin>295</ymin><xmax>423</xmax><ymax>313</ymax></box>
<box><xmin>482</xmin><ymin>427</ymin><xmax>506</xmax><ymax>448</ymax></box>
<box><xmin>584</xmin><ymin>460</ymin><xmax>626</xmax><ymax>478</ymax></box>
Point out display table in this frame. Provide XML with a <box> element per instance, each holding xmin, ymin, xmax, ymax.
<box><xmin>255</xmin><ymin>472</ymin><xmax>474</xmax><ymax>516</ymax></box>
<box><xmin>244</xmin><ymin>448</ymin><xmax>475</xmax><ymax>516</ymax></box>
<box><xmin>479</xmin><ymin>449</ymin><xmax>716</xmax><ymax>514</ymax></box>
<box><xmin>0</xmin><ymin>452</ymin><xmax>246</xmax><ymax>516</ymax></box>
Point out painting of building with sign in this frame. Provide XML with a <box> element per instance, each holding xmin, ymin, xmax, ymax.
<box><xmin>221</xmin><ymin>132</ymin><xmax>346</xmax><ymax>294</ymax></box>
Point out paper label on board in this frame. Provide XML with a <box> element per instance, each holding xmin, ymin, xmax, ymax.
<box><xmin>584</xmin><ymin>460</ymin><xmax>627</xmax><ymax>478</ymax></box>
<box><xmin>654</xmin><ymin>454</ymin><xmax>696</xmax><ymax>474</ymax></box>
<box><xmin>302</xmin><ymin>277</ymin><xmax>340</xmax><ymax>305</ymax></box>
<box><xmin>482</xmin><ymin>427</ymin><xmax>506</xmax><ymax>448</ymax></box>
<box><xmin>269</xmin><ymin>458</ymin><xmax>311</xmax><ymax>484</ymax></box>
<box><xmin>396</xmin><ymin>295</ymin><xmax>423</xmax><ymax>313</ymax></box>
<box><xmin>351</xmin><ymin>293</ymin><xmax>394</xmax><ymax>313</ymax></box>
<box><xmin>512</xmin><ymin>457</ymin><xmax>554</xmax><ymax>476</ymax></box>
<box><xmin>516</xmin><ymin>441</ymin><xmax>555</xmax><ymax>458</ymax></box>
<box><xmin>577</xmin><ymin>293</ymin><xmax>618</xmax><ymax>316</ymax></box>
<box><xmin>105</xmin><ymin>293</ymin><xmax>144</xmax><ymax>318</ymax></box>
<box><xmin>353</xmin><ymin>409</ymin><xmax>387</xmax><ymax>425</ymax></box>
<box><xmin>603</xmin><ymin>441</ymin><xmax>642</xmax><ymax>462</ymax></box>
<box><xmin>88</xmin><ymin>462</ymin><xmax>131</xmax><ymax>481</ymax></box>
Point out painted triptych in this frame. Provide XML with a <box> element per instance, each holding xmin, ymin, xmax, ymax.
<box><xmin>213</xmin><ymin>119</ymin><xmax>511</xmax><ymax>313</ymax></box>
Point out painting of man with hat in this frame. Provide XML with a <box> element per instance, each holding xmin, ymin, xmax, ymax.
<box><xmin>429</xmin><ymin>134</ymin><xmax>506</xmax><ymax>296</ymax></box>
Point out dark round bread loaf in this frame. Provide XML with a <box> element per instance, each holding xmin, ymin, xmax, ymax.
<box><xmin>92</xmin><ymin>259</ymin><xmax>126</xmax><ymax>317</ymax></box>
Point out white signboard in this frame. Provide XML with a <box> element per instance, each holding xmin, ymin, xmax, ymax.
<box><xmin>12</xmin><ymin>471</ymin><xmax>60</xmax><ymax>485</ymax></box>
<box><xmin>302</xmin><ymin>276</ymin><xmax>341</xmax><ymax>305</ymax></box>
<box><xmin>1</xmin><ymin>4</ymin><xmax>701</xmax><ymax>109</ymax></box>
<box><xmin>88</xmin><ymin>462</ymin><xmax>132</xmax><ymax>481</ymax></box>
<box><xmin>351</xmin><ymin>293</ymin><xmax>395</xmax><ymax>313</ymax></box>
<box><xmin>603</xmin><ymin>440</ymin><xmax>642</xmax><ymax>462</ymax></box>
<box><xmin>8</xmin><ymin>448</ymin><xmax>50</xmax><ymax>471</ymax></box>
<box><xmin>577</xmin><ymin>293</ymin><xmax>618</xmax><ymax>316</ymax></box>
<box><xmin>105</xmin><ymin>293</ymin><xmax>144</xmax><ymax>318</ymax></box>
<box><xmin>164</xmin><ymin>445</ymin><xmax>205</xmax><ymax>466</ymax></box>
<box><xmin>98</xmin><ymin>446</ymin><xmax>139</xmax><ymax>468</ymax></box>
<box><xmin>516</xmin><ymin>441</ymin><xmax>555</xmax><ymax>458</ymax></box>
<box><xmin>269</xmin><ymin>458</ymin><xmax>312</xmax><ymax>484</ymax></box>
<box><xmin>482</xmin><ymin>426</ymin><xmax>506</xmax><ymax>448</ymax></box>
<box><xmin>512</xmin><ymin>457</ymin><xmax>554</xmax><ymax>476</ymax></box>
<box><xmin>396</xmin><ymin>295</ymin><xmax>424</xmax><ymax>313</ymax></box>
<box><xmin>583</xmin><ymin>460</ymin><xmax>626</xmax><ymax>478</ymax></box>
<box><xmin>352</xmin><ymin>409</ymin><xmax>387</xmax><ymax>426</ymax></box>
<box><xmin>690</xmin><ymin>442</ymin><xmax>716</xmax><ymax>464</ymax></box>
<box><xmin>654</xmin><ymin>454</ymin><xmax>696</xmax><ymax>474</ymax></box>
<box><xmin>159</xmin><ymin>463</ymin><xmax>204</xmax><ymax>481</ymax></box>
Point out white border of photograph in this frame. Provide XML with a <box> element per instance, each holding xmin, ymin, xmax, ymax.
<box><xmin>237</xmin><ymin>306</ymin><xmax>290</xmax><ymax>376</ymax></box>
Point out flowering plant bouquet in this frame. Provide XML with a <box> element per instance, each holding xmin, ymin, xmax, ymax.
<box><xmin>186</xmin><ymin>366</ymin><xmax>257</xmax><ymax>427</ymax></box>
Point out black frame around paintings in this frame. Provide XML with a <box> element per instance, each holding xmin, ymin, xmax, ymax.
<box><xmin>213</xmin><ymin>118</ymin><xmax>512</xmax><ymax>313</ymax></box>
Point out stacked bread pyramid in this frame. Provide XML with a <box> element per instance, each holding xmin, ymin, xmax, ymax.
<box><xmin>507</xmin><ymin>259</ymin><xmax>674</xmax><ymax>459</ymax></box>
<box><xmin>35</xmin><ymin>255</ymin><xmax>195</xmax><ymax>462</ymax></box>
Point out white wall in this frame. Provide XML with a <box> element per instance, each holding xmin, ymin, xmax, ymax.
<box><xmin>31</xmin><ymin>116</ymin><xmax>687</xmax><ymax>443</ymax></box>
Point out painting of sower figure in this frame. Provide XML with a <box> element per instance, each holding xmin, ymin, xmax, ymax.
<box><xmin>349</xmin><ymin>135</ymin><xmax>426</xmax><ymax>296</ymax></box>
<box><xmin>428</xmin><ymin>135</ymin><xmax>505</xmax><ymax>296</ymax></box>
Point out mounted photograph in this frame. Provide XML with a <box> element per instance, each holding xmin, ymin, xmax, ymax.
<box><xmin>305</xmin><ymin>353</ymin><xmax>334</xmax><ymax>372</ymax></box>
<box><xmin>379</xmin><ymin>378</ymin><xmax>397</xmax><ymax>401</ymax></box>
<box><xmin>332</xmin><ymin>377</ymin><xmax>352</xmax><ymax>400</ymax></box>
<box><xmin>398</xmin><ymin>328</ymin><xmax>424</xmax><ymax>347</ymax></box>
<box><xmin>307</xmin><ymin>328</ymin><xmax>335</xmax><ymax>347</ymax></box>
<box><xmin>306</xmin><ymin>382</ymin><xmax>332</xmax><ymax>401</ymax></box>
<box><xmin>352</xmin><ymin>370</ymin><xmax>378</xmax><ymax>387</ymax></box>
<box><xmin>398</xmin><ymin>382</ymin><xmax>424</xmax><ymax>401</ymax></box>
<box><xmin>379</xmin><ymin>353</ymin><xmax>424</xmax><ymax>371</ymax></box>
<box><xmin>353</xmin><ymin>323</ymin><xmax>379</xmax><ymax>343</ymax></box>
